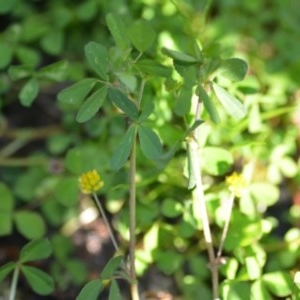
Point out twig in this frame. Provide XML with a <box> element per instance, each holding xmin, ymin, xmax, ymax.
<box><xmin>127</xmin><ymin>79</ymin><xmax>146</xmax><ymax>300</ymax></box>
<box><xmin>129</xmin><ymin>132</ymin><xmax>139</xmax><ymax>300</ymax></box>
<box><xmin>189</xmin><ymin>97</ymin><xmax>219</xmax><ymax>299</ymax></box>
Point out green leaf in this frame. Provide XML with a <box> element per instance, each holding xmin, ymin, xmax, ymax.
<box><xmin>0</xmin><ymin>42</ymin><xmax>13</xmax><ymax>68</ymax></box>
<box><xmin>110</xmin><ymin>125</ymin><xmax>135</xmax><ymax>171</ymax></box>
<box><xmin>212</xmin><ymin>82</ymin><xmax>246</xmax><ymax>120</ymax></box>
<box><xmin>65</xmin><ymin>259</ymin><xmax>88</xmax><ymax>285</ymax></box>
<box><xmin>51</xmin><ymin>234</ymin><xmax>73</xmax><ymax>259</ymax></box>
<box><xmin>114</xmin><ymin>72</ymin><xmax>137</xmax><ymax>92</ymax></box>
<box><xmin>138</xmin><ymin>125</ymin><xmax>163</xmax><ymax>160</ymax></box>
<box><xmin>0</xmin><ymin>183</ymin><xmax>14</xmax><ymax>212</ymax></box>
<box><xmin>14</xmin><ymin>211</ymin><xmax>46</xmax><ymax>239</ymax></box>
<box><xmin>154</xmin><ymin>250</ymin><xmax>183</xmax><ymax>275</ymax></box>
<box><xmin>19</xmin><ymin>77</ymin><xmax>39</xmax><ymax>107</ymax></box>
<box><xmin>15</xmin><ymin>46</ymin><xmax>40</xmax><ymax>67</ymax></box>
<box><xmin>174</xmin><ymin>62</ymin><xmax>198</xmax><ymax>81</ymax></box>
<box><xmin>65</xmin><ymin>148</ymin><xmax>84</xmax><ymax>174</ymax></box>
<box><xmin>20</xmin><ymin>238</ymin><xmax>52</xmax><ymax>263</ymax></box>
<box><xmin>136</xmin><ymin>203</ymin><xmax>160</xmax><ymax>228</ymax></box>
<box><xmin>245</xmin><ymin>256</ymin><xmax>261</xmax><ymax>280</ymax></box>
<box><xmin>239</xmin><ymin>193</ymin><xmax>256</xmax><ymax>217</ymax></box>
<box><xmin>248</xmin><ymin>102</ymin><xmax>262</xmax><ymax>133</ymax></box>
<box><xmin>38</xmin><ymin>60</ymin><xmax>68</xmax><ymax>81</ymax></box>
<box><xmin>178</xmin><ymin>218</ymin><xmax>196</xmax><ymax>239</ymax></box>
<box><xmin>76</xmin><ymin>86</ymin><xmax>108</xmax><ymax>123</ymax></box>
<box><xmin>65</xmin><ymin>145</ymin><xmax>108</xmax><ymax>174</ymax></box>
<box><xmin>21</xmin><ymin>16</ymin><xmax>49</xmax><ymax>42</ymax></box>
<box><xmin>127</xmin><ymin>20</ymin><xmax>156</xmax><ymax>52</ymax></box>
<box><xmin>294</xmin><ymin>272</ymin><xmax>300</xmax><ymax>289</ymax></box>
<box><xmin>41</xmin><ymin>30</ymin><xmax>64</xmax><ymax>55</ymax></box>
<box><xmin>249</xmin><ymin>182</ymin><xmax>279</xmax><ymax>207</ymax></box>
<box><xmin>143</xmin><ymin>223</ymin><xmax>159</xmax><ymax>255</ymax></box>
<box><xmin>77</xmin><ymin>0</ymin><xmax>98</xmax><ymax>21</ymax></box>
<box><xmin>220</xmin><ymin>258</ymin><xmax>238</xmax><ymax>280</ymax></box>
<box><xmin>135</xmin><ymin>59</ymin><xmax>172</xmax><ymax>77</ymax></box>
<box><xmin>200</xmin><ymin>147</ymin><xmax>233</xmax><ymax>176</ymax></box>
<box><xmin>106</xmin><ymin>13</ymin><xmax>131</xmax><ymax>50</ymax></box>
<box><xmin>8</xmin><ymin>65</ymin><xmax>34</xmax><ymax>80</ymax></box>
<box><xmin>101</xmin><ymin>256</ymin><xmax>123</xmax><ymax>279</ymax></box>
<box><xmin>174</xmin><ymin>86</ymin><xmax>193</xmax><ymax>116</ymax></box>
<box><xmin>162</xmin><ymin>47</ymin><xmax>199</xmax><ymax>63</ymax></box>
<box><xmin>138</xmin><ymin>99</ymin><xmax>154</xmax><ymax>122</ymax></box>
<box><xmin>222</xmin><ymin>280</ymin><xmax>251</xmax><ymax>300</ymax></box>
<box><xmin>251</xmin><ymin>280</ymin><xmax>272</xmax><ymax>300</ymax></box>
<box><xmin>47</xmin><ymin>133</ymin><xmax>72</xmax><ymax>155</ymax></box>
<box><xmin>108</xmin><ymin>88</ymin><xmax>139</xmax><ymax>120</ymax></box>
<box><xmin>263</xmin><ymin>271</ymin><xmax>293</xmax><ymax>297</ymax></box>
<box><xmin>53</xmin><ymin>177</ymin><xmax>78</xmax><ymax>207</ymax></box>
<box><xmin>57</xmin><ymin>78</ymin><xmax>98</xmax><ymax>106</ymax></box>
<box><xmin>218</xmin><ymin>58</ymin><xmax>248</xmax><ymax>82</ymax></box>
<box><xmin>84</xmin><ymin>42</ymin><xmax>109</xmax><ymax>80</ymax></box>
<box><xmin>0</xmin><ymin>0</ymin><xmax>15</xmax><ymax>13</ymax></box>
<box><xmin>225</xmin><ymin>215</ymin><xmax>263</xmax><ymax>249</ymax></box>
<box><xmin>161</xmin><ymin>198</ymin><xmax>183</xmax><ymax>218</ymax></box>
<box><xmin>41</xmin><ymin>200</ymin><xmax>65</xmax><ymax>226</ymax></box>
<box><xmin>279</xmin><ymin>156</ymin><xmax>298</xmax><ymax>178</ymax></box>
<box><xmin>21</xmin><ymin>265</ymin><xmax>54</xmax><ymax>295</ymax></box>
<box><xmin>164</xmin><ymin>78</ymin><xmax>181</xmax><ymax>93</ymax></box>
<box><xmin>76</xmin><ymin>279</ymin><xmax>102</xmax><ymax>300</ymax></box>
<box><xmin>0</xmin><ymin>213</ymin><xmax>12</xmax><ymax>236</ymax></box>
<box><xmin>14</xmin><ymin>167</ymin><xmax>45</xmax><ymax>202</ymax></box>
<box><xmin>109</xmin><ymin>280</ymin><xmax>122</xmax><ymax>300</ymax></box>
<box><xmin>196</xmin><ymin>85</ymin><xmax>220</xmax><ymax>123</ymax></box>
<box><xmin>0</xmin><ymin>262</ymin><xmax>15</xmax><ymax>283</ymax></box>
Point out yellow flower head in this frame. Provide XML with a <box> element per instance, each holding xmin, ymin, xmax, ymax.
<box><xmin>226</xmin><ymin>172</ymin><xmax>247</xmax><ymax>198</ymax></box>
<box><xmin>79</xmin><ymin>170</ymin><xmax>104</xmax><ymax>194</ymax></box>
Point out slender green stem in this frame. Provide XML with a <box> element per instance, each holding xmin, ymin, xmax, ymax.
<box><xmin>133</xmin><ymin>52</ymin><xmax>143</xmax><ymax>63</ymax></box>
<box><xmin>9</xmin><ymin>264</ymin><xmax>20</xmax><ymax>300</ymax></box>
<box><xmin>126</xmin><ymin>77</ymin><xmax>147</xmax><ymax>300</ymax></box>
<box><xmin>92</xmin><ymin>193</ymin><xmax>130</xmax><ymax>278</ymax></box>
<box><xmin>92</xmin><ymin>193</ymin><xmax>120</xmax><ymax>253</ymax></box>
<box><xmin>126</xmin><ymin>76</ymin><xmax>146</xmax><ymax>300</ymax></box>
<box><xmin>217</xmin><ymin>192</ymin><xmax>235</xmax><ymax>259</ymax></box>
<box><xmin>129</xmin><ymin>131</ymin><xmax>139</xmax><ymax>300</ymax></box>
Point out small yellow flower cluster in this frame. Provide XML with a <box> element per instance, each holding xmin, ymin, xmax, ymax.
<box><xmin>78</xmin><ymin>169</ymin><xmax>104</xmax><ymax>194</ymax></box>
<box><xmin>226</xmin><ymin>172</ymin><xmax>247</xmax><ymax>198</ymax></box>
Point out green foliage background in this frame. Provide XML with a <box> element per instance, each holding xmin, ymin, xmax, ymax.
<box><xmin>0</xmin><ymin>0</ymin><xmax>300</xmax><ymax>299</ymax></box>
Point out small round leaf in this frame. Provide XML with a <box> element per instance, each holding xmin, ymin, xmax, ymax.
<box><xmin>14</xmin><ymin>211</ymin><xmax>45</xmax><ymax>239</ymax></box>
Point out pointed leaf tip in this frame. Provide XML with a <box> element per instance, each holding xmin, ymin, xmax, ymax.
<box><xmin>212</xmin><ymin>82</ymin><xmax>246</xmax><ymax>120</ymax></box>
